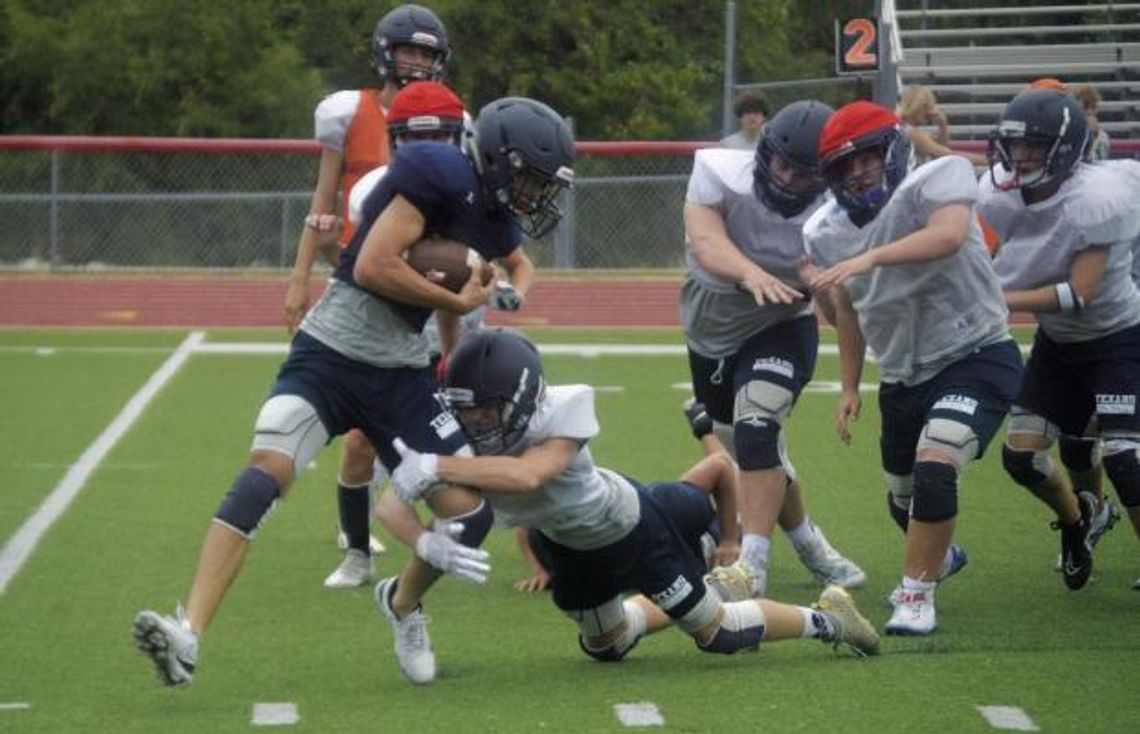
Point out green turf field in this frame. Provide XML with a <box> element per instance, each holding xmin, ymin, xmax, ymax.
<box><xmin>0</xmin><ymin>328</ymin><xmax>1136</xmax><ymax>733</ymax></box>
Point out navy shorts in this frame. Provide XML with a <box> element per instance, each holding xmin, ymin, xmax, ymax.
<box><xmin>879</xmin><ymin>339</ymin><xmax>1023</xmax><ymax>476</ymax></box>
<box><xmin>270</xmin><ymin>332</ymin><xmax>468</xmax><ymax>470</ymax></box>
<box><xmin>688</xmin><ymin>315</ymin><xmax>818</xmax><ymax>425</ymax></box>
<box><xmin>533</xmin><ymin>484</ymin><xmax>707</xmax><ymax>620</ymax></box>
<box><xmin>1017</xmin><ymin>322</ymin><xmax>1140</xmax><ymax>436</ymax></box>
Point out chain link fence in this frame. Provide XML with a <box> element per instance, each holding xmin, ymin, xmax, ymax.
<box><xmin>0</xmin><ymin>138</ymin><xmax>708</xmax><ymax>273</ymax></box>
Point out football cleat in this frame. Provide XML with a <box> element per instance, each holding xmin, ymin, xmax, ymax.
<box><xmin>375</xmin><ymin>577</ymin><xmax>436</xmax><ymax>685</ymax></box>
<box><xmin>814</xmin><ymin>586</ymin><xmax>880</xmax><ymax>656</ymax></box>
<box><xmin>133</xmin><ymin>605</ymin><xmax>199</xmax><ymax>687</ymax></box>
<box><xmin>324</xmin><ymin>548</ymin><xmax>373</xmax><ymax>589</ymax></box>
<box><xmin>796</xmin><ymin>530</ymin><xmax>867</xmax><ymax>589</ymax></box>
<box><xmin>884</xmin><ymin>587</ymin><xmax>937</xmax><ymax>636</ymax></box>
<box><xmin>336</xmin><ymin>529</ymin><xmax>387</xmax><ymax>555</ymax></box>
<box><xmin>1055</xmin><ymin>491</ymin><xmax>1097</xmax><ymax>590</ymax></box>
<box><xmin>704</xmin><ymin>560</ymin><xmax>765</xmax><ymax>601</ymax></box>
<box><xmin>1053</xmin><ymin>496</ymin><xmax>1119</xmax><ymax>571</ymax></box>
<box><xmin>887</xmin><ymin>543</ymin><xmax>968</xmax><ymax>607</ymax></box>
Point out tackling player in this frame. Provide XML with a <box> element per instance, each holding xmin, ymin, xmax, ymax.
<box><xmin>801</xmin><ymin>101</ymin><xmax>1023</xmax><ymax>636</ymax></box>
<box><xmin>387</xmin><ymin>329</ymin><xmax>881</xmax><ymax>673</ymax></box>
<box><xmin>978</xmin><ymin>88</ymin><xmax>1140</xmax><ymax>591</ymax></box>
<box><xmin>131</xmin><ymin>96</ymin><xmax>574</xmax><ymax>688</ymax></box>
<box><xmin>682</xmin><ymin>100</ymin><xmax>866</xmax><ymax>601</ymax></box>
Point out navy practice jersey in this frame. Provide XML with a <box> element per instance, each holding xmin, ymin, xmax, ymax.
<box><xmin>333</xmin><ymin>142</ymin><xmax>521</xmax><ymax>331</ymax></box>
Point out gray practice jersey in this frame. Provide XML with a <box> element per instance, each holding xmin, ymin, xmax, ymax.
<box><xmin>485</xmin><ymin>384</ymin><xmax>641</xmax><ymax>551</ymax></box>
<box><xmin>979</xmin><ymin>161</ymin><xmax>1140</xmax><ymax>343</ymax></box>
<box><xmin>682</xmin><ymin>148</ymin><xmax>818</xmax><ymax>358</ymax></box>
<box><xmin>1097</xmin><ymin>159</ymin><xmax>1140</xmax><ymax>285</ymax></box>
<box><xmin>300</xmin><ymin>280</ymin><xmax>431</xmax><ymax>368</ymax></box>
<box><xmin>804</xmin><ymin>156</ymin><xmax>1010</xmax><ymax>386</ymax></box>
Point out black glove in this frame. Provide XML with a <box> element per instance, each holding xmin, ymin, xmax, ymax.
<box><xmin>683</xmin><ymin>400</ymin><xmax>713</xmax><ymax>440</ymax></box>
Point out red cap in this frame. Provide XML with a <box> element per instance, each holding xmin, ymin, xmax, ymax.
<box><xmin>818</xmin><ymin>100</ymin><xmax>902</xmax><ymax>162</ymax></box>
<box><xmin>388</xmin><ymin>81</ymin><xmax>465</xmax><ymax>124</ymax></box>
<box><xmin>1027</xmin><ymin>77</ymin><xmax>1068</xmax><ymax>92</ymax></box>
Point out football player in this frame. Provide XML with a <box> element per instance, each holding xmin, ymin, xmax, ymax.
<box><xmin>682</xmin><ymin>100</ymin><xmax>866</xmax><ymax>601</ymax></box>
<box><xmin>800</xmin><ymin>101</ymin><xmax>1023</xmax><ymax>636</ymax></box>
<box><xmin>979</xmin><ymin>88</ymin><xmax>1140</xmax><ymax>591</ymax></box>
<box><xmin>132</xmin><ymin>96</ymin><xmax>574</xmax><ymax>688</ymax></box>
<box><xmin>387</xmin><ymin>329</ymin><xmax>880</xmax><ymax>674</ymax></box>
<box><xmin>283</xmin><ymin>4</ymin><xmax>452</xmax><ymax>588</ymax></box>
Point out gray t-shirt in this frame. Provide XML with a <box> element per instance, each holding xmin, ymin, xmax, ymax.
<box><xmin>804</xmin><ymin>156</ymin><xmax>1010</xmax><ymax>385</ymax></box>
<box><xmin>681</xmin><ymin>148</ymin><xmax>818</xmax><ymax>358</ymax></box>
<box><xmin>979</xmin><ymin>161</ymin><xmax>1140</xmax><ymax>343</ymax></box>
<box><xmin>300</xmin><ymin>279</ymin><xmax>430</xmax><ymax>368</ymax></box>
<box><xmin>485</xmin><ymin>384</ymin><xmax>641</xmax><ymax>551</ymax></box>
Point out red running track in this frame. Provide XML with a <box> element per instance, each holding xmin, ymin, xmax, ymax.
<box><xmin>0</xmin><ymin>275</ymin><xmax>684</xmax><ymax>328</ymax></box>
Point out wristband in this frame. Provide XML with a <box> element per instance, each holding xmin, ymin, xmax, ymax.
<box><xmin>1055</xmin><ymin>282</ymin><xmax>1082</xmax><ymax>312</ymax></box>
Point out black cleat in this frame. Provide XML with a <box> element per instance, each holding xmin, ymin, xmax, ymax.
<box><xmin>1055</xmin><ymin>491</ymin><xmax>1097</xmax><ymax>591</ymax></box>
<box><xmin>682</xmin><ymin>398</ymin><xmax>714</xmax><ymax>440</ymax></box>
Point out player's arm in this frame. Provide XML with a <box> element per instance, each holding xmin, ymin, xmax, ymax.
<box><xmin>1004</xmin><ymin>245</ymin><xmax>1110</xmax><ymax>313</ymax></box>
<box><xmin>491</xmin><ymin>246</ymin><xmax>535</xmax><ymax>311</ymax></box>
<box><xmin>434</xmin><ymin>438</ymin><xmax>580</xmax><ymax>494</ymax></box>
<box><xmin>832</xmin><ymin>286</ymin><xmax>866</xmax><ymax>444</ymax></box>
<box><xmin>436</xmin><ymin>311</ymin><xmax>461</xmax><ymax>360</ymax></box>
<box><xmin>679</xmin><ymin>451</ymin><xmax>741</xmax><ymax>558</ymax></box>
<box><xmin>684</xmin><ymin>202</ymin><xmax>803</xmax><ymax>305</ymax></box>
<box><xmin>353</xmin><ymin>194</ymin><xmax>490</xmax><ymax>313</ymax></box>
<box><xmin>375</xmin><ymin>489</ymin><xmax>428</xmax><ymax>548</ymax></box>
<box><xmin>285</xmin><ymin>147</ymin><xmax>343</xmax><ymax>332</ymax></box>
<box><xmin>809</xmin><ymin>203</ymin><xmax>972</xmax><ymax>291</ymax></box>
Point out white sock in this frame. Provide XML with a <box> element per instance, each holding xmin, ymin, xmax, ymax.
<box><xmin>901</xmin><ymin>575</ymin><xmax>936</xmax><ymax>593</ymax></box>
<box><xmin>740</xmin><ymin>534</ymin><xmax>771</xmax><ymax>571</ymax></box>
<box><xmin>786</xmin><ymin>518</ymin><xmax>819</xmax><ymax>552</ymax></box>
<box><xmin>621</xmin><ymin>599</ymin><xmax>647</xmax><ymax>640</ymax></box>
<box><xmin>799</xmin><ymin>606</ymin><xmax>835</xmax><ymax>639</ymax></box>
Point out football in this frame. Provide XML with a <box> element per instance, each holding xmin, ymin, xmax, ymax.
<box><xmin>405</xmin><ymin>237</ymin><xmax>495</xmax><ymax>293</ymax></box>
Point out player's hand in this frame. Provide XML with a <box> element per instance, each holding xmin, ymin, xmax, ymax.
<box><xmin>835</xmin><ymin>390</ymin><xmax>862</xmax><ymax>445</ymax></box>
<box><xmin>415</xmin><ymin>521</ymin><xmax>491</xmax><ymax>584</ymax></box>
<box><xmin>283</xmin><ymin>280</ymin><xmax>309</xmax><ymax>334</ymax></box>
<box><xmin>809</xmin><ymin>252</ymin><xmax>875</xmax><ymax>292</ymax></box>
<box><xmin>391</xmin><ymin>438</ymin><xmax>441</xmax><ymax>502</ymax></box>
<box><xmin>739</xmin><ymin>267</ymin><xmax>804</xmax><ymax>307</ymax></box>
<box><xmin>714</xmin><ymin>539</ymin><xmax>740</xmax><ymax>568</ymax></box>
<box><xmin>490</xmin><ymin>280</ymin><xmax>524</xmax><ymax>311</ymax></box>
<box><xmin>455</xmin><ymin>265</ymin><xmax>495</xmax><ymax>313</ymax></box>
<box><xmin>512</xmin><ymin>570</ymin><xmax>551</xmax><ymax>592</ymax></box>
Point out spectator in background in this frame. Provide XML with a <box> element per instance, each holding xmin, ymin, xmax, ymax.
<box><xmin>1073</xmin><ymin>84</ymin><xmax>1112</xmax><ymax>161</ymax></box>
<box><xmin>897</xmin><ymin>85</ymin><xmax>985</xmax><ymax>167</ymax></box>
<box><xmin>720</xmin><ymin>91</ymin><xmax>770</xmax><ymax>150</ymax></box>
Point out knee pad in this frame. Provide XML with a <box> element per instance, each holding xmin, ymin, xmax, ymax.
<box><xmin>911</xmin><ymin>461</ymin><xmax>958</xmax><ymax>522</ymax></box>
<box><xmin>1007</xmin><ymin>408</ymin><xmax>1061</xmax><ymax>442</ymax></box>
<box><xmin>1103</xmin><ymin>440</ymin><xmax>1140</xmax><ymax>508</ymax></box>
<box><xmin>1058</xmin><ymin>435</ymin><xmax>1102</xmax><ymax>474</ymax></box>
<box><xmin>1001</xmin><ymin>443</ymin><xmax>1054</xmax><ymax>488</ymax></box>
<box><xmin>251</xmin><ymin>394</ymin><xmax>329</xmax><ymax>477</ymax></box>
<box><xmin>732</xmin><ymin>381</ymin><xmax>792</xmax><ymax>471</ymax></box>
<box><xmin>917</xmin><ymin>418</ymin><xmax>979</xmax><ymax>469</ymax></box>
<box><xmin>696</xmin><ymin>600</ymin><xmax>766</xmax><ymax>655</ymax></box>
<box><xmin>569</xmin><ymin>598</ymin><xmax>638</xmax><ymax>662</ymax></box>
<box><xmin>214</xmin><ymin>466</ymin><xmax>281</xmax><ymax>539</ymax></box>
<box><xmin>440</xmin><ymin>499</ymin><xmax>494</xmax><ymax>547</ymax></box>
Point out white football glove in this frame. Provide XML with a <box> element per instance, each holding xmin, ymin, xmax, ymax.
<box><xmin>391</xmin><ymin>438</ymin><xmax>440</xmax><ymax>503</ymax></box>
<box><xmin>490</xmin><ymin>280</ymin><xmax>523</xmax><ymax>311</ymax></box>
<box><xmin>414</xmin><ymin>522</ymin><xmax>491</xmax><ymax>584</ymax></box>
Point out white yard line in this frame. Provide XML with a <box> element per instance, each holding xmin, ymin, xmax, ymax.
<box><xmin>0</xmin><ymin>703</ymin><xmax>31</xmax><ymax>711</ymax></box>
<box><xmin>251</xmin><ymin>702</ymin><xmax>299</xmax><ymax>726</ymax></box>
<box><xmin>0</xmin><ymin>332</ymin><xmax>203</xmax><ymax>596</ymax></box>
<box><xmin>614</xmin><ymin>702</ymin><xmax>664</xmax><ymax>727</ymax></box>
<box><xmin>976</xmin><ymin>706</ymin><xmax>1040</xmax><ymax>731</ymax></box>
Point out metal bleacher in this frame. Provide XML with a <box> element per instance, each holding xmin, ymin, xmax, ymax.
<box><xmin>894</xmin><ymin>2</ymin><xmax>1140</xmax><ymax>140</ymax></box>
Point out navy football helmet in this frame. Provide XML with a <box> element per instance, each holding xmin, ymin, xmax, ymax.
<box><xmin>472</xmin><ymin>97</ymin><xmax>575</xmax><ymax>239</ymax></box>
<box><xmin>443</xmin><ymin>329</ymin><xmax>546</xmax><ymax>456</ymax></box>
<box><xmin>819</xmin><ymin>101</ymin><xmax>911</xmax><ymax>226</ymax></box>
<box><xmin>753</xmin><ymin>100</ymin><xmax>834</xmax><ymax>217</ymax></box>
<box><xmin>987</xmin><ymin>89</ymin><xmax>1088</xmax><ymax>192</ymax></box>
<box><xmin>371</xmin><ymin>4</ymin><xmax>450</xmax><ymax>86</ymax></box>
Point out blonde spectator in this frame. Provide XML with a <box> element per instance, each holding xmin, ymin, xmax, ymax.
<box><xmin>1073</xmin><ymin>84</ymin><xmax>1112</xmax><ymax>160</ymax></box>
<box><xmin>897</xmin><ymin>85</ymin><xmax>985</xmax><ymax>167</ymax></box>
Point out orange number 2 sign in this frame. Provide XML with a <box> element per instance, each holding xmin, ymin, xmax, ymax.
<box><xmin>836</xmin><ymin>17</ymin><xmax>880</xmax><ymax>74</ymax></box>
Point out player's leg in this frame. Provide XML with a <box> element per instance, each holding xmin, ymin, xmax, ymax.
<box><xmin>324</xmin><ymin>429</ymin><xmax>378</xmax><ymax>588</ymax></box>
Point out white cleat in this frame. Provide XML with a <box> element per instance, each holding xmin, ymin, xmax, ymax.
<box><xmin>336</xmin><ymin>530</ymin><xmax>387</xmax><ymax>555</ymax></box>
<box><xmin>884</xmin><ymin>588</ymin><xmax>938</xmax><ymax>636</ymax></box>
<box><xmin>704</xmin><ymin>560</ymin><xmax>766</xmax><ymax>601</ymax></box>
<box><xmin>375</xmin><ymin>577</ymin><xmax>436</xmax><ymax>685</ymax></box>
<box><xmin>814</xmin><ymin>585</ymin><xmax>880</xmax><ymax>656</ymax></box>
<box><xmin>132</xmin><ymin>605</ymin><xmax>199</xmax><ymax>687</ymax></box>
<box><xmin>796</xmin><ymin>530</ymin><xmax>867</xmax><ymax>589</ymax></box>
<box><xmin>324</xmin><ymin>548</ymin><xmax>373</xmax><ymax>589</ymax></box>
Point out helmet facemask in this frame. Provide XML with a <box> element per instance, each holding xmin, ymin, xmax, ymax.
<box><xmin>823</xmin><ymin>127</ymin><xmax>910</xmax><ymax>227</ymax></box>
<box><xmin>443</xmin><ymin>367</ymin><xmax>542</xmax><ymax>456</ymax></box>
<box><xmin>755</xmin><ymin>142</ymin><xmax>826</xmax><ymax>217</ymax></box>
<box><xmin>494</xmin><ymin>151</ymin><xmax>573</xmax><ymax>239</ymax></box>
